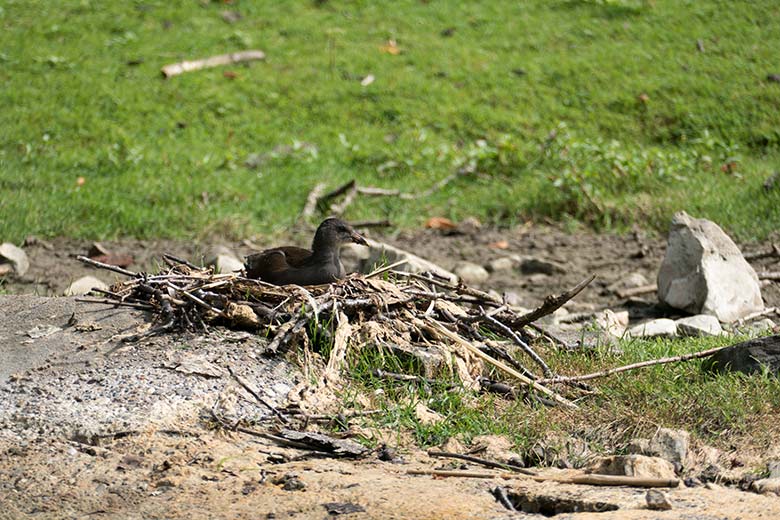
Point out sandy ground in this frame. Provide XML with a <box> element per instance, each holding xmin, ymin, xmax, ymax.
<box><xmin>2</xmin><ymin>222</ymin><xmax>780</xmax><ymax>519</ymax></box>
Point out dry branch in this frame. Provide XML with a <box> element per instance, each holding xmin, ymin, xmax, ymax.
<box><xmin>505</xmin><ymin>274</ymin><xmax>596</xmax><ymax>329</ymax></box>
<box><xmin>161</xmin><ymin>50</ymin><xmax>266</xmax><ymax>78</ymax></box>
<box><xmin>536</xmin><ymin>344</ymin><xmax>734</xmax><ymax>385</ymax></box>
<box><xmin>406</xmin><ymin>469</ymin><xmax>679</xmax><ymax>488</ymax></box>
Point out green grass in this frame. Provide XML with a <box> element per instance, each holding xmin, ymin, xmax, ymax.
<box><xmin>343</xmin><ymin>333</ymin><xmax>780</xmax><ymax>459</ymax></box>
<box><xmin>2</xmin><ymin>0</ymin><xmax>780</xmax><ymax>242</ymax></box>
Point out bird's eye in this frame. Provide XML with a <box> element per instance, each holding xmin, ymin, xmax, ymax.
<box><xmin>339</xmin><ymin>226</ymin><xmax>349</xmax><ymax>232</ymax></box>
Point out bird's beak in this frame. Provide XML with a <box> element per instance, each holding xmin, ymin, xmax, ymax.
<box><xmin>350</xmin><ymin>231</ymin><xmax>369</xmax><ymax>247</ymax></box>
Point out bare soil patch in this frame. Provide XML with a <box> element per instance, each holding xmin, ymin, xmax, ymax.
<box><xmin>2</xmin><ymin>224</ymin><xmax>780</xmax><ymax>519</ymax></box>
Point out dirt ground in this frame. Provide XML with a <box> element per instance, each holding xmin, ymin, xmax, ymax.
<box><xmin>2</xmin><ymin>222</ymin><xmax>780</xmax><ymax>519</ymax></box>
<box><xmin>9</xmin><ymin>223</ymin><xmax>780</xmax><ymax>311</ymax></box>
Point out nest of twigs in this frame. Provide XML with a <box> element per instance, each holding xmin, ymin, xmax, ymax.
<box><xmin>77</xmin><ymin>254</ymin><xmax>598</xmax><ymax>410</ymax></box>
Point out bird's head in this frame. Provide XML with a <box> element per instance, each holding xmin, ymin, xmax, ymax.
<box><xmin>313</xmin><ymin>217</ymin><xmax>369</xmax><ymax>250</ymax></box>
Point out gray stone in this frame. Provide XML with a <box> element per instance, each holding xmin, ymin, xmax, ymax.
<box><xmin>206</xmin><ymin>246</ymin><xmax>243</xmax><ymax>273</ymax></box>
<box><xmin>607</xmin><ymin>272</ymin><xmax>650</xmax><ymax>292</ymax></box>
<box><xmin>752</xmin><ymin>478</ymin><xmax>780</xmax><ymax>496</ymax></box>
<box><xmin>703</xmin><ymin>334</ymin><xmax>780</xmax><ymax>376</ymax></box>
<box><xmin>768</xmin><ymin>460</ymin><xmax>780</xmax><ymax>479</ymax></box>
<box><xmin>649</xmin><ymin>428</ymin><xmax>689</xmax><ymax>467</ymax></box>
<box><xmin>340</xmin><ymin>242</ymin><xmax>371</xmax><ymax>273</ymax></box>
<box><xmin>657</xmin><ymin>211</ymin><xmax>764</xmax><ymax>323</ymax></box>
<box><xmin>588</xmin><ymin>455</ymin><xmax>676</xmax><ymax>480</ymax></box>
<box><xmin>519</xmin><ymin>256</ymin><xmax>567</xmax><ymax>275</ymax></box>
<box><xmin>503</xmin><ymin>291</ymin><xmax>523</xmax><ymax>307</ymax></box>
<box><xmin>645</xmin><ymin>490</ymin><xmax>673</xmax><ymax>511</ymax></box>
<box><xmin>453</xmin><ymin>262</ymin><xmax>489</xmax><ymax>285</ymax></box>
<box><xmin>594</xmin><ymin>310</ymin><xmax>629</xmax><ymax>338</ymax></box>
<box><xmin>64</xmin><ymin>276</ymin><xmax>109</xmax><ymax>296</ymax></box>
<box><xmin>627</xmin><ymin>318</ymin><xmax>678</xmax><ymax>338</ymax></box>
<box><xmin>676</xmin><ymin>314</ymin><xmax>723</xmax><ymax>337</ymax></box>
<box><xmin>487</xmin><ymin>257</ymin><xmax>514</xmax><ymax>273</ymax></box>
<box><xmin>745</xmin><ymin>318</ymin><xmax>777</xmax><ymax>335</ymax></box>
<box><xmin>360</xmin><ymin>239</ymin><xmax>457</xmax><ymax>282</ymax></box>
<box><xmin>0</xmin><ymin>243</ymin><xmax>29</xmax><ymax>277</ymax></box>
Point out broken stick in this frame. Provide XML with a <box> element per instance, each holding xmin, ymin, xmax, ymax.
<box><xmin>406</xmin><ymin>468</ymin><xmax>679</xmax><ymax>488</ymax></box>
<box><xmin>161</xmin><ymin>50</ymin><xmax>266</xmax><ymax>78</ymax></box>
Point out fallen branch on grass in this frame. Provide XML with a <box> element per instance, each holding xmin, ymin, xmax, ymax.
<box><xmin>161</xmin><ymin>50</ymin><xmax>266</xmax><ymax>78</ymax></box>
<box><xmin>536</xmin><ymin>344</ymin><xmax>735</xmax><ymax>385</ymax></box>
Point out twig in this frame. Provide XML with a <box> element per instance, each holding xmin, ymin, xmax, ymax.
<box><xmin>76</xmin><ymin>255</ymin><xmax>138</xmax><ymax>277</ymax></box>
<box><xmin>427</xmin><ymin>318</ymin><xmax>577</xmax><ymax>409</ymax></box>
<box><xmin>317</xmin><ymin>180</ymin><xmax>356</xmax><ymax>208</ymax></box>
<box><xmin>406</xmin><ymin>469</ymin><xmax>679</xmax><ymax>488</ymax></box>
<box><xmin>301</xmin><ymin>182</ymin><xmax>327</xmax><ymax>218</ymax></box>
<box><xmin>505</xmin><ymin>274</ymin><xmax>596</xmax><ymax>329</ymax></box>
<box><xmin>162</xmin><ymin>253</ymin><xmax>200</xmax><ymax>270</ymax></box>
<box><xmin>736</xmin><ymin>306</ymin><xmax>778</xmax><ymax>325</ymax></box>
<box><xmin>537</xmin><ymin>344</ymin><xmax>734</xmax><ymax>384</ymax></box>
<box><xmin>427</xmin><ymin>450</ymin><xmax>537</xmax><ymax>475</ymax></box>
<box><xmin>329</xmin><ymin>182</ymin><xmax>358</xmax><ymax>215</ymax></box>
<box><xmin>491</xmin><ymin>486</ymin><xmax>516</xmax><ymax>511</ymax></box>
<box><xmin>744</xmin><ymin>243</ymin><xmax>780</xmax><ymax>261</ymax></box>
<box><xmin>479</xmin><ymin>307</ymin><xmax>553</xmax><ymax>377</ymax></box>
<box><xmin>350</xmin><ymin>219</ymin><xmax>392</xmax><ymax>229</ymax></box>
<box><xmin>74</xmin><ymin>297</ymin><xmax>154</xmax><ymax>311</ymax></box>
<box><xmin>227</xmin><ymin>366</ymin><xmax>289</xmax><ymax>423</ymax></box>
<box><xmin>758</xmin><ymin>271</ymin><xmax>780</xmax><ymax>281</ymax></box>
<box><xmin>161</xmin><ymin>50</ymin><xmax>266</xmax><ymax>78</ymax></box>
<box><xmin>366</xmin><ymin>259</ymin><xmax>410</xmax><ymax>279</ymax></box>
<box><xmin>616</xmin><ymin>283</ymin><xmax>657</xmax><ymax>299</ymax></box>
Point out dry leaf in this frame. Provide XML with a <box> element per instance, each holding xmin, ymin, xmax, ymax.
<box><xmin>360</xmin><ymin>74</ymin><xmax>375</xmax><ymax>86</ymax></box>
<box><xmin>637</xmin><ymin>93</ymin><xmax>650</xmax><ymax>103</ymax></box>
<box><xmin>379</xmin><ymin>39</ymin><xmax>401</xmax><ymax>55</ymax></box>
<box><xmin>76</xmin><ymin>176</ymin><xmax>86</xmax><ymax>186</ymax></box>
<box><xmin>489</xmin><ymin>240</ymin><xmax>509</xmax><ymax>249</ymax></box>
<box><xmin>424</xmin><ymin>217</ymin><xmax>456</xmax><ymax>230</ymax></box>
<box><xmin>223</xmin><ymin>70</ymin><xmax>238</xmax><ymax>79</ymax></box>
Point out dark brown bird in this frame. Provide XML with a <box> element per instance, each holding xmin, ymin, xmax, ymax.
<box><xmin>244</xmin><ymin>218</ymin><xmax>369</xmax><ymax>286</ymax></box>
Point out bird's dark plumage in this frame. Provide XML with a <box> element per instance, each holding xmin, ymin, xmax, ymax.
<box><xmin>244</xmin><ymin>218</ymin><xmax>368</xmax><ymax>286</ymax></box>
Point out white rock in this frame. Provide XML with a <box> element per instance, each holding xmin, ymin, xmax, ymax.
<box><xmin>645</xmin><ymin>490</ymin><xmax>673</xmax><ymax>510</ymax></box>
<box><xmin>607</xmin><ymin>272</ymin><xmax>649</xmax><ymax>292</ymax></box>
<box><xmin>340</xmin><ymin>242</ymin><xmax>372</xmax><ymax>273</ymax></box>
<box><xmin>628</xmin><ymin>318</ymin><xmax>678</xmax><ymax>338</ymax></box>
<box><xmin>676</xmin><ymin>315</ymin><xmax>723</xmax><ymax>337</ymax></box>
<box><xmin>594</xmin><ymin>309</ymin><xmax>629</xmax><ymax>338</ymax></box>
<box><xmin>649</xmin><ymin>428</ymin><xmax>689</xmax><ymax>467</ymax></box>
<box><xmin>0</xmin><ymin>243</ymin><xmax>29</xmax><ymax>276</ymax></box>
<box><xmin>361</xmin><ymin>239</ymin><xmax>457</xmax><ymax>282</ymax></box>
<box><xmin>454</xmin><ymin>262</ymin><xmax>489</xmax><ymax>285</ymax></box>
<box><xmin>503</xmin><ymin>291</ymin><xmax>523</xmax><ymax>307</ymax></box>
<box><xmin>746</xmin><ymin>318</ymin><xmax>777</xmax><ymax>335</ymax></box>
<box><xmin>206</xmin><ymin>246</ymin><xmax>243</xmax><ymax>273</ymax></box>
<box><xmin>657</xmin><ymin>211</ymin><xmax>764</xmax><ymax>323</ymax></box>
<box><xmin>752</xmin><ymin>478</ymin><xmax>780</xmax><ymax>496</ymax></box>
<box><xmin>588</xmin><ymin>455</ymin><xmax>676</xmax><ymax>480</ymax></box>
<box><xmin>487</xmin><ymin>257</ymin><xmax>514</xmax><ymax>273</ymax></box>
<box><xmin>64</xmin><ymin>276</ymin><xmax>109</xmax><ymax>296</ymax></box>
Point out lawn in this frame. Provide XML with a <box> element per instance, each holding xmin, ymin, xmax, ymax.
<box><xmin>1</xmin><ymin>0</ymin><xmax>779</xmax><ymax>242</ymax></box>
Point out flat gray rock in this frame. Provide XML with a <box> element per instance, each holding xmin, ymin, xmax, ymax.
<box><xmin>657</xmin><ymin>211</ymin><xmax>764</xmax><ymax>323</ymax></box>
<box><xmin>676</xmin><ymin>314</ymin><xmax>723</xmax><ymax>337</ymax></box>
<box><xmin>627</xmin><ymin>318</ymin><xmax>677</xmax><ymax>338</ymax></box>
